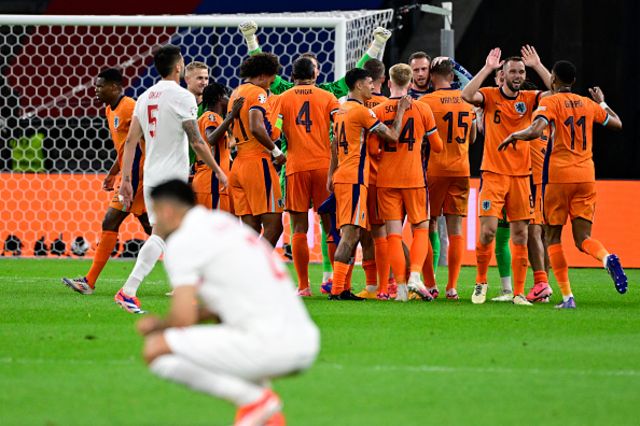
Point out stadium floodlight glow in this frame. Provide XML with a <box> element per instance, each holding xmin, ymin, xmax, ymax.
<box><xmin>0</xmin><ymin>10</ymin><xmax>393</xmax><ymax>257</ymax></box>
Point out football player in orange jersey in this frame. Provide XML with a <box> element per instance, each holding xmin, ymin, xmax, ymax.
<box><xmin>462</xmin><ymin>46</ymin><xmax>552</xmax><ymax>306</ymax></box>
<box><xmin>499</xmin><ymin>60</ymin><xmax>625</xmax><ymax>308</ymax></box>
<box><xmin>228</xmin><ymin>53</ymin><xmax>286</xmax><ymax>248</ymax></box>
<box><xmin>327</xmin><ymin>68</ymin><xmax>411</xmax><ymax>300</ymax></box>
<box><xmin>62</xmin><ymin>68</ymin><xmax>151</xmax><ymax>295</ymax></box>
<box><xmin>277</xmin><ymin>57</ymin><xmax>340</xmax><ymax>296</ymax></box>
<box><xmin>355</xmin><ymin>58</ymin><xmax>394</xmax><ymax>298</ymax></box>
<box><xmin>375</xmin><ymin>63</ymin><xmax>444</xmax><ymax>301</ymax></box>
<box><xmin>419</xmin><ymin>58</ymin><xmax>476</xmax><ymax>300</ymax></box>
<box><xmin>193</xmin><ymin>83</ymin><xmax>244</xmax><ymax>212</ymax></box>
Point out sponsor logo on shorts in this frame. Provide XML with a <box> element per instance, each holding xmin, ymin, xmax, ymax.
<box><xmin>482</xmin><ymin>200</ymin><xmax>491</xmax><ymax>211</ymax></box>
<box><xmin>515</xmin><ymin>102</ymin><xmax>527</xmax><ymax>114</ymax></box>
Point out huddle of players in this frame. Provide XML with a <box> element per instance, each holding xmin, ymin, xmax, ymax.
<box><xmin>65</xmin><ymin>25</ymin><xmax>628</xmax><ymax>310</ymax></box>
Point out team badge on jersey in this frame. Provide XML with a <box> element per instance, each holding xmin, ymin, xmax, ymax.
<box><xmin>258</xmin><ymin>93</ymin><xmax>267</xmax><ymax>104</ymax></box>
<box><xmin>114</xmin><ymin>116</ymin><xmax>120</xmax><ymax>129</ymax></box>
<box><xmin>481</xmin><ymin>200</ymin><xmax>491</xmax><ymax>211</ymax></box>
<box><xmin>514</xmin><ymin>102</ymin><xmax>527</xmax><ymax>114</ymax></box>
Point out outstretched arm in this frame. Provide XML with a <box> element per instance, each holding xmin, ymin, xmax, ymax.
<box><xmin>521</xmin><ymin>45</ymin><xmax>552</xmax><ymax>90</ymax></box>
<box><xmin>462</xmin><ymin>48</ymin><xmax>504</xmax><ymax>106</ymax></box>
<box><xmin>239</xmin><ymin>21</ymin><xmax>292</xmax><ymax>94</ymax></box>
<box><xmin>371</xmin><ymin>96</ymin><xmax>412</xmax><ymax>142</ymax></box>
<box><xmin>498</xmin><ymin>118</ymin><xmax>548</xmax><ymax>151</ymax></box>
<box><xmin>205</xmin><ymin>98</ymin><xmax>244</xmax><ymax>147</ymax></box>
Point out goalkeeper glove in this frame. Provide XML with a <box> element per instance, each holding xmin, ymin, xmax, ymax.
<box><xmin>239</xmin><ymin>21</ymin><xmax>259</xmax><ymax>52</ymax></box>
<box><xmin>366</xmin><ymin>27</ymin><xmax>392</xmax><ymax>59</ymax></box>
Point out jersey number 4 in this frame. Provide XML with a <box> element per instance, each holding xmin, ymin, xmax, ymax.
<box><xmin>296</xmin><ymin>101</ymin><xmax>313</xmax><ymax>133</ymax></box>
<box><xmin>442</xmin><ymin>111</ymin><xmax>470</xmax><ymax>144</ymax></box>
<box><xmin>335</xmin><ymin>121</ymin><xmax>348</xmax><ymax>154</ymax></box>
<box><xmin>383</xmin><ymin>118</ymin><xmax>416</xmax><ymax>152</ymax></box>
<box><xmin>147</xmin><ymin>105</ymin><xmax>159</xmax><ymax>139</ymax></box>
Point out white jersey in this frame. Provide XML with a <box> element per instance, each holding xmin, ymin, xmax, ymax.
<box><xmin>164</xmin><ymin>206</ymin><xmax>319</xmax><ymax>342</ymax></box>
<box><xmin>134</xmin><ymin>80</ymin><xmax>198</xmax><ymax>187</ymax></box>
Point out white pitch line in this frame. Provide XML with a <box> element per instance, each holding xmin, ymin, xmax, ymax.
<box><xmin>320</xmin><ymin>362</ymin><xmax>640</xmax><ymax>378</ymax></box>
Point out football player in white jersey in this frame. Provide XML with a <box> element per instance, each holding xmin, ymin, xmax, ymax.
<box><xmin>137</xmin><ymin>180</ymin><xmax>319</xmax><ymax>426</ymax></box>
<box><xmin>116</xmin><ymin>45</ymin><xmax>227</xmax><ymax>314</ymax></box>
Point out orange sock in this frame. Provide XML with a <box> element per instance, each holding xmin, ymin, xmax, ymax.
<box><xmin>410</xmin><ymin>228</ymin><xmax>429</xmax><ymax>273</ymax></box>
<box><xmin>292</xmin><ymin>233</ymin><xmax>309</xmax><ymax>290</ymax></box>
<box><xmin>86</xmin><ymin>231</ymin><xmax>118</xmax><ymax>287</ymax></box>
<box><xmin>581</xmin><ymin>238</ymin><xmax>609</xmax><ymax>262</ymax></box>
<box><xmin>388</xmin><ymin>234</ymin><xmax>406</xmax><ymax>283</ymax></box>
<box><xmin>345</xmin><ymin>262</ymin><xmax>355</xmax><ymax>291</ymax></box>
<box><xmin>422</xmin><ymin>238</ymin><xmax>436</xmax><ymax>287</ymax></box>
<box><xmin>362</xmin><ymin>259</ymin><xmax>377</xmax><ymax>287</ymax></box>
<box><xmin>475</xmin><ymin>240</ymin><xmax>495</xmax><ymax>283</ymax></box>
<box><xmin>332</xmin><ymin>261</ymin><xmax>349</xmax><ymax>295</ymax></box>
<box><xmin>447</xmin><ymin>235</ymin><xmax>464</xmax><ymax>291</ymax></box>
<box><xmin>374</xmin><ymin>237</ymin><xmax>390</xmax><ymax>294</ymax></box>
<box><xmin>511</xmin><ymin>242</ymin><xmax>528</xmax><ymax>296</ymax></box>
<box><xmin>548</xmin><ymin>243</ymin><xmax>572</xmax><ymax>297</ymax></box>
<box><xmin>533</xmin><ymin>270</ymin><xmax>548</xmax><ymax>285</ymax></box>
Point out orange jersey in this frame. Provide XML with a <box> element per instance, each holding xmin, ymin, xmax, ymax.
<box><xmin>374</xmin><ymin>98</ymin><xmax>442</xmax><ymax>188</ymax></box>
<box><xmin>332</xmin><ymin>99</ymin><xmax>381</xmax><ymax>185</ymax></box>
<box><xmin>195</xmin><ymin>111</ymin><xmax>231</xmax><ymax>177</ymax></box>
<box><xmin>419</xmin><ymin>89</ymin><xmax>474</xmax><ymax>177</ymax></box>
<box><xmin>530</xmin><ymin>132</ymin><xmax>549</xmax><ymax>185</ymax></box>
<box><xmin>105</xmin><ymin>96</ymin><xmax>145</xmax><ymax>169</ymax></box>
<box><xmin>265</xmin><ymin>94</ymin><xmax>282</xmax><ymax>141</ymax></box>
<box><xmin>364</xmin><ymin>93</ymin><xmax>388</xmax><ymax>184</ymax></box>
<box><xmin>364</xmin><ymin>93</ymin><xmax>388</xmax><ymax>109</ymax></box>
<box><xmin>479</xmin><ymin>87</ymin><xmax>541</xmax><ymax>176</ymax></box>
<box><xmin>229</xmin><ymin>83</ymin><xmax>272</xmax><ymax>158</ymax></box>
<box><xmin>534</xmin><ymin>92</ymin><xmax>609</xmax><ymax>183</ymax></box>
<box><xmin>278</xmin><ymin>84</ymin><xmax>340</xmax><ymax>175</ymax></box>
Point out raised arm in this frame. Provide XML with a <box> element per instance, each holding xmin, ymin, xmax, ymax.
<box><xmin>239</xmin><ymin>21</ymin><xmax>293</xmax><ymax>94</ymax></box>
<box><xmin>183</xmin><ymin>119</ymin><xmax>228</xmax><ymax>189</ymax></box>
<box><xmin>589</xmin><ymin>86</ymin><xmax>623</xmax><ymax>131</ymax></box>
<box><xmin>118</xmin><ymin>116</ymin><xmax>143</xmax><ymax>209</ymax></box>
<box><xmin>521</xmin><ymin>45</ymin><xmax>552</xmax><ymax>90</ymax></box>
<box><xmin>462</xmin><ymin>48</ymin><xmax>504</xmax><ymax>106</ymax></box>
<box><xmin>248</xmin><ymin>109</ymin><xmax>286</xmax><ymax>164</ymax></box>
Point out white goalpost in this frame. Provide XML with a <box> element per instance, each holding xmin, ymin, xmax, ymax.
<box><xmin>0</xmin><ymin>11</ymin><xmax>393</xmax><ymax>257</ymax></box>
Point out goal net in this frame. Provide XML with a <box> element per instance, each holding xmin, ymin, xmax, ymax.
<box><xmin>0</xmin><ymin>10</ymin><xmax>393</xmax><ymax>258</ymax></box>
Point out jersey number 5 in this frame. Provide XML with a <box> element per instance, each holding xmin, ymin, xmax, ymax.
<box><xmin>296</xmin><ymin>101</ymin><xmax>313</xmax><ymax>133</ymax></box>
<box><xmin>147</xmin><ymin>105</ymin><xmax>158</xmax><ymax>139</ymax></box>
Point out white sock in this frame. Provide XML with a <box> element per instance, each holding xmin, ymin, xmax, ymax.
<box><xmin>122</xmin><ymin>234</ymin><xmax>165</xmax><ymax>297</ymax></box>
<box><xmin>563</xmin><ymin>294</ymin><xmax>574</xmax><ymax>302</ymax></box>
<box><xmin>322</xmin><ymin>272</ymin><xmax>333</xmax><ymax>282</ymax></box>
<box><xmin>602</xmin><ymin>254</ymin><xmax>609</xmax><ymax>269</ymax></box>
<box><xmin>150</xmin><ymin>354</ymin><xmax>264</xmax><ymax>406</ymax></box>
<box><xmin>446</xmin><ymin>288</ymin><xmax>457</xmax><ymax>296</ymax></box>
<box><xmin>365</xmin><ymin>285</ymin><xmax>377</xmax><ymax>293</ymax></box>
<box><xmin>501</xmin><ymin>276</ymin><xmax>512</xmax><ymax>293</ymax></box>
<box><xmin>408</xmin><ymin>271</ymin><xmax>422</xmax><ymax>283</ymax></box>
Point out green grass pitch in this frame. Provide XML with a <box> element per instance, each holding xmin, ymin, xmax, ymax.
<box><xmin>1</xmin><ymin>258</ymin><xmax>639</xmax><ymax>425</ymax></box>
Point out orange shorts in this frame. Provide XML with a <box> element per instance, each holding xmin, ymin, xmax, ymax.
<box><xmin>109</xmin><ymin>182</ymin><xmax>146</xmax><ymax>216</ymax></box>
<box><xmin>367</xmin><ymin>183</ymin><xmax>384</xmax><ymax>226</ymax></box>
<box><xmin>285</xmin><ymin>169</ymin><xmax>330</xmax><ymax>212</ymax></box>
<box><xmin>427</xmin><ymin>175</ymin><xmax>470</xmax><ymax>217</ymax></box>
<box><xmin>543</xmin><ymin>182</ymin><xmax>596</xmax><ymax>226</ymax></box>
<box><xmin>194</xmin><ymin>192</ymin><xmax>234</xmax><ymax>214</ymax></box>
<box><xmin>531</xmin><ymin>180</ymin><xmax>544</xmax><ymax>225</ymax></box>
<box><xmin>230</xmin><ymin>156</ymin><xmax>284</xmax><ymax>216</ymax></box>
<box><xmin>334</xmin><ymin>183</ymin><xmax>368</xmax><ymax>229</ymax></box>
<box><xmin>478</xmin><ymin>171</ymin><xmax>533</xmax><ymax>222</ymax></box>
<box><xmin>378</xmin><ymin>187</ymin><xmax>428</xmax><ymax>224</ymax></box>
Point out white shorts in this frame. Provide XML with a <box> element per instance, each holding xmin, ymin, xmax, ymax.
<box><xmin>143</xmin><ymin>186</ymin><xmax>156</xmax><ymax>225</ymax></box>
<box><xmin>164</xmin><ymin>324</ymin><xmax>319</xmax><ymax>382</ymax></box>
